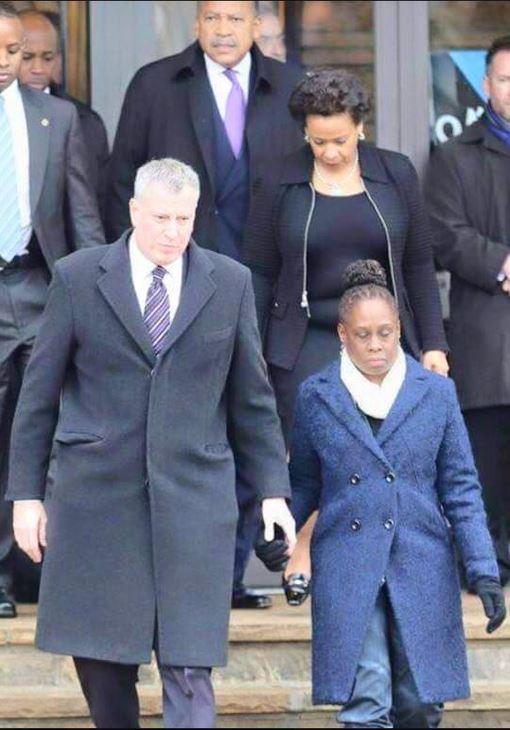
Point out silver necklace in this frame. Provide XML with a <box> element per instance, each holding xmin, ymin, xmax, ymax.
<box><xmin>314</xmin><ymin>152</ymin><xmax>360</xmax><ymax>193</ymax></box>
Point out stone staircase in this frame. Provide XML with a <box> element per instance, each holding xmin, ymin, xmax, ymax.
<box><xmin>0</xmin><ymin>593</ymin><xmax>509</xmax><ymax>728</ymax></box>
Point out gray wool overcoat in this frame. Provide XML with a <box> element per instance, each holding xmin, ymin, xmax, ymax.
<box><xmin>6</xmin><ymin>233</ymin><xmax>290</xmax><ymax>666</ymax></box>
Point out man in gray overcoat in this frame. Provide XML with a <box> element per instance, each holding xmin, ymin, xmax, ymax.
<box><xmin>5</xmin><ymin>158</ymin><xmax>295</xmax><ymax>729</ymax></box>
<box><xmin>426</xmin><ymin>35</ymin><xmax>510</xmax><ymax>585</ymax></box>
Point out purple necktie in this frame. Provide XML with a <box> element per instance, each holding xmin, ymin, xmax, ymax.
<box><xmin>144</xmin><ymin>266</ymin><xmax>170</xmax><ymax>355</ymax></box>
<box><xmin>224</xmin><ymin>68</ymin><xmax>246</xmax><ymax>158</ymax></box>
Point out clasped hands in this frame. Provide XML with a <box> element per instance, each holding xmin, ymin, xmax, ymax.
<box><xmin>256</xmin><ymin>498</ymin><xmax>296</xmax><ymax>572</ymax></box>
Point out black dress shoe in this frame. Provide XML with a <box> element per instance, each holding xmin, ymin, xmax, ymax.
<box><xmin>283</xmin><ymin>573</ymin><xmax>311</xmax><ymax>606</ymax></box>
<box><xmin>0</xmin><ymin>589</ymin><xmax>16</xmax><ymax>619</ymax></box>
<box><xmin>231</xmin><ymin>590</ymin><xmax>272</xmax><ymax>610</ymax></box>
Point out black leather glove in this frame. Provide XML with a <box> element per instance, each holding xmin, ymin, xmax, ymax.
<box><xmin>254</xmin><ymin>531</ymin><xmax>289</xmax><ymax>573</ymax></box>
<box><xmin>473</xmin><ymin>576</ymin><xmax>507</xmax><ymax>634</ymax></box>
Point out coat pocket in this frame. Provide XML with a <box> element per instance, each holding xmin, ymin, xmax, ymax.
<box><xmin>54</xmin><ymin>431</ymin><xmax>104</xmax><ymax>445</ymax></box>
<box><xmin>203</xmin><ymin>326</ymin><xmax>234</xmax><ymax>343</ymax></box>
<box><xmin>204</xmin><ymin>443</ymin><xmax>231</xmax><ymax>455</ymax></box>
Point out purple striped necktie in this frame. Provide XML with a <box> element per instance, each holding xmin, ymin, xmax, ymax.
<box><xmin>224</xmin><ymin>68</ymin><xmax>246</xmax><ymax>158</ymax></box>
<box><xmin>144</xmin><ymin>265</ymin><xmax>170</xmax><ymax>356</ymax></box>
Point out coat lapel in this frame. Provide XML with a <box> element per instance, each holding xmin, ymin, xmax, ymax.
<box><xmin>187</xmin><ymin>66</ymin><xmax>216</xmax><ymax>197</ymax></box>
<box><xmin>315</xmin><ymin>362</ymin><xmax>390</xmax><ymax>467</ymax></box>
<box><xmin>376</xmin><ymin>357</ymin><xmax>431</xmax><ymax>446</ymax></box>
<box><xmin>157</xmin><ymin>241</ymin><xmax>217</xmax><ymax>358</ymax></box>
<box><xmin>21</xmin><ymin>86</ymin><xmax>50</xmax><ymax>215</ymax></box>
<box><xmin>96</xmin><ymin>235</ymin><xmax>156</xmax><ymax>366</ymax></box>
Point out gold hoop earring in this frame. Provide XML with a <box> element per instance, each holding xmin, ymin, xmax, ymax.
<box><xmin>358</xmin><ymin>131</ymin><xmax>366</xmax><ymax>141</ymax></box>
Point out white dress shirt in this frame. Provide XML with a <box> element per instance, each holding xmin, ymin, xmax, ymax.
<box><xmin>1</xmin><ymin>80</ymin><xmax>32</xmax><ymax>251</ymax></box>
<box><xmin>129</xmin><ymin>234</ymin><xmax>183</xmax><ymax>324</ymax></box>
<box><xmin>204</xmin><ymin>52</ymin><xmax>251</xmax><ymax>121</ymax></box>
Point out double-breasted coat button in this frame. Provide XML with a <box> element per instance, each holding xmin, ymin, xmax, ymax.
<box><xmin>384</xmin><ymin>519</ymin><xmax>395</xmax><ymax>531</ymax></box>
<box><xmin>349</xmin><ymin>473</ymin><xmax>361</xmax><ymax>485</ymax></box>
<box><xmin>385</xmin><ymin>472</ymin><xmax>396</xmax><ymax>483</ymax></box>
<box><xmin>351</xmin><ymin>519</ymin><xmax>362</xmax><ymax>532</ymax></box>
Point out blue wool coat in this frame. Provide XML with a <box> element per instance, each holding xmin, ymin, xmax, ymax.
<box><xmin>290</xmin><ymin>356</ymin><xmax>498</xmax><ymax>706</ymax></box>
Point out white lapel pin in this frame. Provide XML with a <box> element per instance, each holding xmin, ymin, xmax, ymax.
<box><xmin>41</xmin><ymin>118</ymin><xmax>49</xmax><ymax>127</ymax></box>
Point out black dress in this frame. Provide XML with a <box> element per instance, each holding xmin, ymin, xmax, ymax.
<box><xmin>270</xmin><ymin>190</ymin><xmax>389</xmax><ymax>443</ymax></box>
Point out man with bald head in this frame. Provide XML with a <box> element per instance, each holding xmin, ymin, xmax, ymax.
<box><xmin>18</xmin><ymin>9</ymin><xmax>109</xmax><ymax>222</ymax></box>
<box><xmin>108</xmin><ymin>0</ymin><xmax>303</xmax><ymax>610</ymax></box>
<box><xmin>0</xmin><ymin>1</ymin><xmax>104</xmax><ymax>618</ymax></box>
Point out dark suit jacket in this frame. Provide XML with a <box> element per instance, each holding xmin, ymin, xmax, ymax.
<box><xmin>243</xmin><ymin>144</ymin><xmax>447</xmax><ymax>370</ymax></box>
<box><xmin>6</xmin><ymin>234</ymin><xmax>290</xmax><ymax>666</ymax></box>
<box><xmin>20</xmin><ymin>85</ymin><xmax>105</xmax><ymax>266</ymax></box>
<box><xmin>51</xmin><ymin>84</ymin><xmax>110</xmax><ymax>224</ymax></box>
<box><xmin>106</xmin><ymin>42</ymin><xmax>303</xmax><ymax>245</ymax></box>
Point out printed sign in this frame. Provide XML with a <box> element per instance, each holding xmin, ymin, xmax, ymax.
<box><xmin>431</xmin><ymin>49</ymin><xmax>486</xmax><ymax>144</ymax></box>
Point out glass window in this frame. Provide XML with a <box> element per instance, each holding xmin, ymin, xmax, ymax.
<box><xmin>429</xmin><ymin>0</ymin><xmax>510</xmax><ymax>144</ymax></box>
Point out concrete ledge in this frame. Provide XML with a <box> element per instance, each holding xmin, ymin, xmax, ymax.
<box><xmin>1</xmin><ymin>681</ymin><xmax>510</xmax><ymax>720</ymax></box>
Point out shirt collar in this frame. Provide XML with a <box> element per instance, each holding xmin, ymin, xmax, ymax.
<box><xmin>203</xmin><ymin>50</ymin><xmax>252</xmax><ymax>81</ymax></box>
<box><xmin>0</xmin><ymin>78</ymin><xmax>21</xmax><ymax>103</ymax></box>
<box><xmin>129</xmin><ymin>233</ymin><xmax>183</xmax><ymax>279</ymax></box>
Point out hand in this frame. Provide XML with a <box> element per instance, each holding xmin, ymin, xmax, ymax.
<box><xmin>422</xmin><ymin>350</ymin><xmax>449</xmax><ymax>377</ymax></box>
<box><xmin>474</xmin><ymin>577</ymin><xmax>507</xmax><ymax>634</ymax></box>
<box><xmin>255</xmin><ymin>531</ymin><xmax>289</xmax><ymax>572</ymax></box>
<box><xmin>261</xmin><ymin>498</ymin><xmax>296</xmax><ymax>553</ymax></box>
<box><xmin>13</xmin><ymin>500</ymin><xmax>47</xmax><ymax>564</ymax></box>
<box><xmin>499</xmin><ymin>255</ymin><xmax>510</xmax><ymax>295</ymax></box>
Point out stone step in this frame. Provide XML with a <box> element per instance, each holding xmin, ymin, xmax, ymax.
<box><xmin>3</xmin><ymin>591</ymin><xmax>509</xmax><ymax>644</ymax></box>
<box><xmin>1</xmin><ymin>595</ymin><xmax>509</xmax><ymax>687</ymax></box>
<box><xmin>1</xmin><ymin>592</ymin><xmax>509</xmax><ymax>725</ymax></box>
<box><xmin>0</xmin><ymin>681</ymin><xmax>510</xmax><ymax>722</ymax></box>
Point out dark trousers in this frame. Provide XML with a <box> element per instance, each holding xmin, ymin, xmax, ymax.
<box><xmin>73</xmin><ymin>657</ymin><xmax>215</xmax><ymax>729</ymax></box>
<box><xmin>463</xmin><ymin>407</ymin><xmax>510</xmax><ymax>581</ymax></box>
<box><xmin>339</xmin><ymin>588</ymin><xmax>443</xmax><ymax>728</ymax></box>
<box><xmin>232</xmin><ymin>474</ymin><xmax>261</xmax><ymax>595</ymax></box>
<box><xmin>0</xmin><ymin>267</ymin><xmax>49</xmax><ymax>595</ymax></box>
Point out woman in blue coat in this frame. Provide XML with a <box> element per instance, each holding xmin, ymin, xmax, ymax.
<box><xmin>289</xmin><ymin>260</ymin><xmax>506</xmax><ymax>727</ymax></box>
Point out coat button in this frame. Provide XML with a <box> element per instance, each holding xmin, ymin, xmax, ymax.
<box><xmin>384</xmin><ymin>519</ymin><xmax>395</xmax><ymax>531</ymax></box>
<box><xmin>385</xmin><ymin>472</ymin><xmax>396</xmax><ymax>483</ymax></box>
<box><xmin>351</xmin><ymin>519</ymin><xmax>362</xmax><ymax>532</ymax></box>
<box><xmin>349</xmin><ymin>473</ymin><xmax>361</xmax><ymax>485</ymax></box>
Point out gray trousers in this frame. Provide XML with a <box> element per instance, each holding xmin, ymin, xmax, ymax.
<box><xmin>74</xmin><ymin>656</ymin><xmax>215</xmax><ymax>728</ymax></box>
<box><xmin>339</xmin><ymin>588</ymin><xmax>444</xmax><ymax>729</ymax></box>
<box><xmin>0</xmin><ymin>268</ymin><xmax>49</xmax><ymax>592</ymax></box>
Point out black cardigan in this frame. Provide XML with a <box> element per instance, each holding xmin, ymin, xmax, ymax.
<box><xmin>242</xmin><ymin>144</ymin><xmax>447</xmax><ymax>371</ymax></box>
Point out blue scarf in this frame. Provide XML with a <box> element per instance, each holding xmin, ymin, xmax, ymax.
<box><xmin>485</xmin><ymin>102</ymin><xmax>510</xmax><ymax>147</ymax></box>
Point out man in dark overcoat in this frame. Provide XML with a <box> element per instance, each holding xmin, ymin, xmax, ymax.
<box><xmin>426</xmin><ymin>35</ymin><xmax>510</xmax><ymax>584</ymax></box>
<box><xmin>5</xmin><ymin>158</ymin><xmax>294</xmax><ymax>729</ymax></box>
<box><xmin>0</xmin><ymin>3</ymin><xmax>105</xmax><ymax>618</ymax></box>
<box><xmin>107</xmin><ymin>1</ymin><xmax>303</xmax><ymax>607</ymax></box>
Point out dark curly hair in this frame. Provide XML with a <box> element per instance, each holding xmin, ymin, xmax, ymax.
<box><xmin>289</xmin><ymin>68</ymin><xmax>370</xmax><ymax>128</ymax></box>
<box><xmin>338</xmin><ymin>260</ymin><xmax>398</xmax><ymax>323</ymax></box>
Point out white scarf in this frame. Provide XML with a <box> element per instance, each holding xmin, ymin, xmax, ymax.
<box><xmin>340</xmin><ymin>347</ymin><xmax>407</xmax><ymax>419</ymax></box>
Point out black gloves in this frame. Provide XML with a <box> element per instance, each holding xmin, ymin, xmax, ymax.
<box><xmin>473</xmin><ymin>577</ymin><xmax>507</xmax><ymax>634</ymax></box>
<box><xmin>255</xmin><ymin>531</ymin><xmax>289</xmax><ymax>573</ymax></box>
